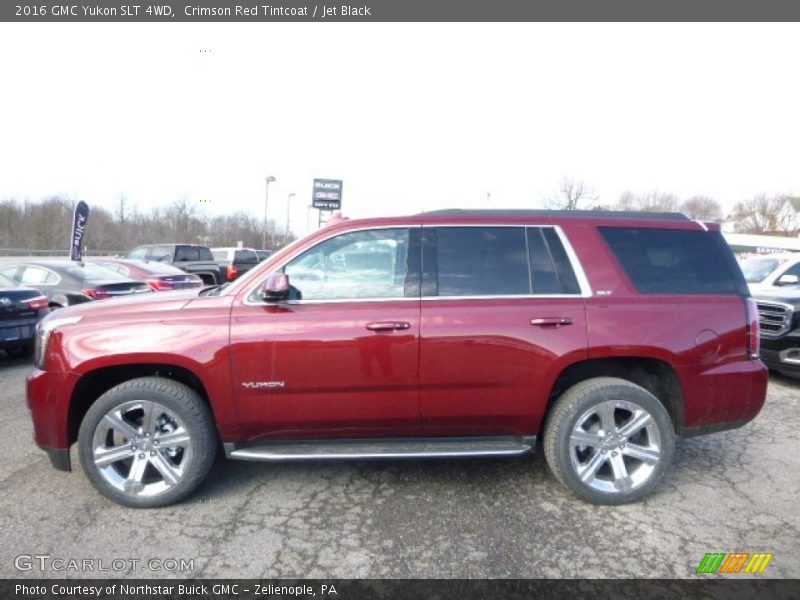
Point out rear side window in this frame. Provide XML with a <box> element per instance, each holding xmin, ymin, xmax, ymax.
<box><xmin>599</xmin><ymin>227</ymin><xmax>743</xmax><ymax>295</ymax></box>
<box><xmin>149</xmin><ymin>246</ymin><xmax>173</xmax><ymax>261</ymax></box>
<box><xmin>234</xmin><ymin>249</ymin><xmax>259</xmax><ymax>263</ymax></box>
<box><xmin>175</xmin><ymin>246</ymin><xmax>213</xmax><ymax>261</ymax></box>
<box><xmin>434</xmin><ymin>227</ymin><xmax>530</xmax><ymax>296</ymax></box>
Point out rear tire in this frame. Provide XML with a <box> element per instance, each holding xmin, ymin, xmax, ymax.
<box><xmin>543</xmin><ymin>377</ymin><xmax>675</xmax><ymax>505</ymax></box>
<box><xmin>78</xmin><ymin>377</ymin><xmax>217</xmax><ymax>508</ymax></box>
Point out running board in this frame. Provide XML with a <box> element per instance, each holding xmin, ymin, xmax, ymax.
<box><xmin>224</xmin><ymin>436</ymin><xmax>536</xmax><ymax>462</ymax></box>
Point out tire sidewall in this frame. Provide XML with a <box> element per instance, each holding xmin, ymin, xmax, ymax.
<box><xmin>546</xmin><ymin>380</ymin><xmax>675</xmax><ymax>505</ymax></box>
<box><xmin>78</xmin><ymin>378</ymin><xmax>217</xmax><ymax>508</ymax></box>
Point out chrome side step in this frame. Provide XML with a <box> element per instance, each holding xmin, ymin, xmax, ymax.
<box><xmin>224</xmin><ymin>436</ymin><xmax>535</xmax><ymax>462</ymax></box>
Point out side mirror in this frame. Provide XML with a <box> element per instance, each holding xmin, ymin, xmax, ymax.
<box><xmin>776</xmin><ymin>273</ymin><xmax>800</xmax><ymax>287</ymax></box>
<box><xmin>260</xmin><ymin>272</ymin><xmax>290</xmax><ymax>303</ymax></box>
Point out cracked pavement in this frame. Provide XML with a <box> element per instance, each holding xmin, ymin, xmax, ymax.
<box><xmin>1</xmin><ymin>357</ymin><xmax>798</xmax><ymax>579</ymax></box>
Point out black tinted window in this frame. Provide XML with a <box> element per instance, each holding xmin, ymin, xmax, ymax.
<box><xmin>527</xmin><ymin>228</ymin><xmax>562</xmax><ymax>294</ymax></box>
<box><xmin>234</xmin><ymin>249</ymin><xmax>259</xmax><ymax>263</ymax></box>
<box><xmin>175</xmin><ymin>246</ymin><xmax>213</xmax><ymax>261</ymax></box>
<box><xmin>541</xmin><ymin>228</ymin><xmax>581</xmax><ymax>294</ymax></box>
<box><xmin>599</xmin><ymin>227</ymin><xmax>742</xmax><ymax>295</ymax></box>
<box><xmin>434</xmin><ymin>227</ymin><xmax>530</xmax><ymax>296</ymax></box>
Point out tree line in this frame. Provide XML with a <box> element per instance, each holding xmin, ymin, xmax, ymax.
<box><xmin>544</xmin><ymin>177</ymin><xmax>800</xmax><ymax>236</ymax></box>
<box><xmin>0</xmin><ymin>196</ymin><xmax>296</xmax><ymax>255</ymax></box>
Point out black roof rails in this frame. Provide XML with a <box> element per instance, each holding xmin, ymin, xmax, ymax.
<box><xmin>417</xmin><ymin>209</ymin><xmax>690</xmax><ymax>221</ymax></box>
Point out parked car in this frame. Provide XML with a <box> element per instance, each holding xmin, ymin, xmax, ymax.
<box><xmin>124</xmin><ymin>244</ymin><xmax>221</xmax><ymax>286</ymax></box>
<box><xmin>739</xmin><ymin>253</ymin><xmax>800</xmax><ymax>293</ymax></box>
<box><xmin>210</xmin><ymin>247</ymin><xmax>260</xmax><ymax>282</ymax></box>
<box><xmin>0</xmin><ymin>261</ymin><xmax>152</xmax><ymax>308</ymax></box>
<box><xmin>753</xmin><ymin>289</ymin><xmax>800</xmax><ymax>379</ymax></box>
<box><xmin>27</xmin><ymin>210</ymin><xmax>767</xmax><ymax>508</ymax></box>
<box><xmin>255</xmin><ymin>249</ymin><xmax>273</xmax><ymax>262</ymax></box>
<box><xmin>0</xmin><ymin>274</ymin><xmax>49</xmax><ymax>358</ymax></box>
<box><xmin>90</xmin><ymin>259</ymin><xmax>204</xmax><ymax>291</ymax></box>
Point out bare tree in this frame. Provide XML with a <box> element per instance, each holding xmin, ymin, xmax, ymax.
<box><xmin>731</xmin><ymin>194</ymin><xmax>798</xmax><ymax>235</ymax></box>
<box><xmin>613</xmin><ymin>190</ymin><xmax>680</xmax><ymax>213</ymax></box>
<box><xmin>544</xmin><ymin>178</ymin><xmax>597</xmax><ymax>211</ymax></box>
<box><xmin>680</xmin><ymin>196</ymin><xmax>723</xmax><ymax>221</ymax></box>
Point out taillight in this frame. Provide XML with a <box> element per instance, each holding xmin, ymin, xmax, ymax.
<box><xmin>146</xmin><ymin>278</ymin><xmax>174</xmax><ymax>291</ymax></box>
<box><xmin>23</xmin><ymin>295</ymin><xmax>49</xmax><ymax>311</ymax></box>
<box><xmin>745</xmin><ymin>298</ymin><xmax>760</xmax><ymax>359</ymax></box>
<box><xmin>82</xmin><ymin>288</ymin><xmax>109</xmax><ymax>300</ymax></box>
<box><xmin>227</xmin><ymin>264</ymin><xmax>238</xmax><ymax>280</ymax></box>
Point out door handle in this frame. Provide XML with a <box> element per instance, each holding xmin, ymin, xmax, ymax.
<box><xmin>366</xmin><ymin>321</ymin><xmax>411</xmax><ymax>332</ymax></box>
<box><xmin>531</xmin><ymin>317</ymin><xmax>574</xmax><ymax>328</ymax></box>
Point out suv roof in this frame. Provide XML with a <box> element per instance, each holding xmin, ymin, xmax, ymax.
<box><xmin>418</xmin><ymin>209</ymin><xmax>691</xmax><ymax>221</ymax></box>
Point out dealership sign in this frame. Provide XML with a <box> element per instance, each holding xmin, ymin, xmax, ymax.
<box><xmin>312</xmin><ymin>179</ymin><xmax>343</xmax><ymax>210</ymax></box>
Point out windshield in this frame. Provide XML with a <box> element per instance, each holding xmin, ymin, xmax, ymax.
<box><xmin>739</xmin><ymin>257</ymin><xmax>783</xmax><ymax>283</ymax></box>
<box><xmin>0</xmin><ymin>274</ymin><xmax>16</xmax><ymax>287</ymax></box>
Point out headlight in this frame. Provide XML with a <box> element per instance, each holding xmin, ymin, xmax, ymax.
<box><xmin>34</xmin><ymin>316</ymin><xmax>83</xmax><ymax>369</ymax></box>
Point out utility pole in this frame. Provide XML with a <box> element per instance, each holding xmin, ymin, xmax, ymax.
<box><xmin>286</xmin><ymin>192</ymin><xmax>296</xmax><ymax>235</ymax></box>
<box><xmin>263</xmin><ymin>175</ymin><xmax>276</xmax><ymax>250</ymax></box>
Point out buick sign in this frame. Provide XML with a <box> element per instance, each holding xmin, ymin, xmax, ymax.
<box><xmin>312</xmin><ymin>179</ymin><xmax>343</xmax><ymax>210</ymax></box>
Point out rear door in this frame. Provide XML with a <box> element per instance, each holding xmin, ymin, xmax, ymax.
<box><xmin>419</xmin><ymin>225</ymin><xmax>589</xmax><ymax>437</ymax></box>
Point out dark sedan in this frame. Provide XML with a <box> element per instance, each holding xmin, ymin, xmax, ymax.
<box><xmin>0</xmin><ymin>261</ymin><xmax>152</xmax><ymax>308</ymax></box>
<box><xmin>0</xmin><ymin>273</ymin><xmax>50</xmax><ymax>358</ymax></box>
<box><xmin>90</xmin><ymin>259</ymin><xmax>204</xmax><ymax>291</ymax></box>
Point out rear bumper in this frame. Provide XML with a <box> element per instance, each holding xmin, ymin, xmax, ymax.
<box><xmin>683</xmin><ymin>359</ymin><xmax>769</xmax><ymax>431</ymax></box>
<box><xmin>0</xmin><ymin>320</ymin><xmax>37</xmax><ymax>348</ymax></box>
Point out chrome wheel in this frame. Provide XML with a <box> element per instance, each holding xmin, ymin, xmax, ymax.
<box><xmin>568</xmin><ymin>399</ymin><xmax>661</xmax><ymax>494</ymax></box>
<box><xmin>92</xmin><ymin>400</ymin><xmax>193</xmax><ymax>498</ymax></box>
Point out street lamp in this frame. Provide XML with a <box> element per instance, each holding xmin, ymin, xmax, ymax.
<box><xmin>286</xmin><ymin>192</ymin><xmax>296</xmax><ymax>235</ymax></box>
<box><xmin>263</xmin><ymin>175</ymin><xmax>276</xmax><ymax>250</ymax></box>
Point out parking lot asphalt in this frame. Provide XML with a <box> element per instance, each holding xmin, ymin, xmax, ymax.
<box><xmin>0</xmin><ymin>355</ymin><xmax>798</xmax><ymax>579</ymax></box>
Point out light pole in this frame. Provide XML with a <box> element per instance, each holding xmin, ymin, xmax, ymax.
<box><xmin>286</xmin><ymin>192</ymin><xmax>296</xmax><ymax>235</ymax></box>
<box><xmin>263</xmin><ymin>175</ymin><xmax>276</xmax><ymax>250</ymax></box>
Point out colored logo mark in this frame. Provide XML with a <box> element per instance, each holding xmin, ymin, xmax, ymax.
<box><xmin>696</xmin><ymin>552</ymin><xmax>773</xmax><ymax>574</ymax></box>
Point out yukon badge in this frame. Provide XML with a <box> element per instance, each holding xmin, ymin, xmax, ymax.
<box><xmin>242</xmin><ymin>381</ymin><xmax>286</xmax><ymax>389</ymax></box>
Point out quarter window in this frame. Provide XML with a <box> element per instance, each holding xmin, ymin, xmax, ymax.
<box><xmin>283</xmin><ymin>228</ymin><xmax>411</xmax><ymax>301</ymax></box>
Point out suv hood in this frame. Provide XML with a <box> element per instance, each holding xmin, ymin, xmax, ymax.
<box><xmin>47</xmin><ymin>288</ymin><xmax>203</xmax><ymax>321</ymax></box>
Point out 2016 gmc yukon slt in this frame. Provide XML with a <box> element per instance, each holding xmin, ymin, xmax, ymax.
<box><xmin>26</xmin><ymin>210</ymin><xmax>768</xmax><ymax>507</ymax></box>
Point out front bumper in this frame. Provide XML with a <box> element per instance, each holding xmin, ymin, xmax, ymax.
<box><xmin>761</xmin><ymin>334</ymin><xmax>800</xmax><ymax>378</ymax></box>
<box><xmin>26</xmin><ymin>368</ymin><xmax>80</xmax><ymax>470</ymax></box>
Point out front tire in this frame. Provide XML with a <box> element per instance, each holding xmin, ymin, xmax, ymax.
<box><xmin>543</xmin><ymin>377</ymin><xmax>675</xmax><ymax>505</ymax></box>
<box><xmin>78</xmin><ymin>377</ymin><xmax>217</xmax><ymax>508</ymax></box>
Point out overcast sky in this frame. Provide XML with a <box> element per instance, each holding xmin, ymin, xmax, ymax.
<box><xmin>0</xmin><ymin>23</ymin><xmax>798</xmax><ymax>236</ymax></box>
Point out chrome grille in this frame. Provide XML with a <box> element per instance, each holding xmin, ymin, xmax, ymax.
<box><xmin>756</xmin><ymin>301</ymin><xmax>793</xmax><ymax>338</ymax></box>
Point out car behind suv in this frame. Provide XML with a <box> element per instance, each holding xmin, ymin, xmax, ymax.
<box><xmin>125</xmin><ymin>244</ymin><xmax>221</xmax><ymax>286</ymax></box>
<box><xmin>27</xmin><ymin>210</ymin><xmax>767</xmax><ymax>507</ymax></box>
<box><xmin>210</xmin><ymin>247</ymin><xmax>260</xmax><ymax>282</ymax></box>
<box><xmin>753</xmin><ymin>289</ymin><xmax>800</xmax><ymax>378</ymax></box>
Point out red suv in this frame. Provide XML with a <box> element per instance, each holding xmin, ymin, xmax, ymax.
<box><xmin>26</xmin><ymin>210</ymin><xmax>768</xmax><ymax>507</ymax></box>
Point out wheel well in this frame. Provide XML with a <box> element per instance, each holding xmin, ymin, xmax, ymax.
<box><xmin>68</xmin><ymin>364</ymin><xmax>213</xmax><ymax>445</ymax></box>
<box><xmin>547</xmin><ymin>358</ymin><xmax>685</xmax><ymax>434</ymax></box>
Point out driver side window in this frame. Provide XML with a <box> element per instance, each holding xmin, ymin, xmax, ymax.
<box><xmin>284</xmin><ymin>228</ymin><xmax>410</xmax><ymax>301</ymax></box>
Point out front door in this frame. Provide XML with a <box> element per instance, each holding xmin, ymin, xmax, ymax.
<box><xmin>229</xmin><ymin>226</ymin><xmax>422</xmax><ymax>441</ymax></box>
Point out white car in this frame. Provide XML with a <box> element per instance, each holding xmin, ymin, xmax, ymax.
<box><xmin>739</xmin><ymin>253</ymin><xmax>800</xmax><ymax>292</ymax></box>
